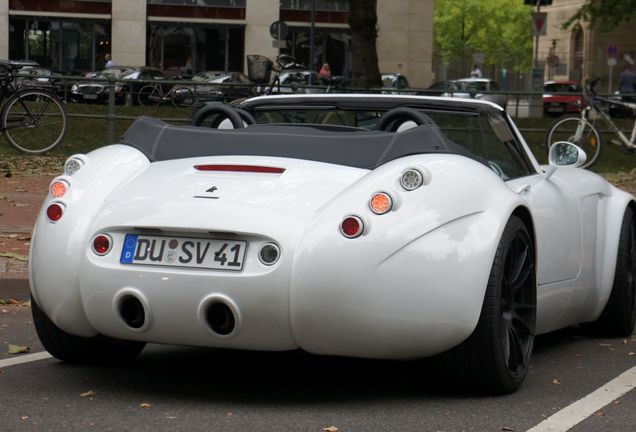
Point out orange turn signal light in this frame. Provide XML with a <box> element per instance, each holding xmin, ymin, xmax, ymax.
<box><xmin>50</xmin><ymin>180</ymin><xmax>69</xmax><ymax>198</ymax></box>
<box><xmin>369</xmin><ymin>192</ymin><xmax>393</xmax><ymax>215</ymax></box>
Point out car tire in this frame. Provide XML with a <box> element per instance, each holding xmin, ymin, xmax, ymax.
<box><xmin>31</xmin><ymin>296</ymin><xmax>145</xmax><ymax>364</ymax></box>
<box><xmin>581</xmin><ymin>206</ymin><xmax>636</xmax><ymax>336</ymax></box>
<box><xmin>443</xmin><ymin>215</ymin><xmax>536</xmax><ymax>394</ymax></box>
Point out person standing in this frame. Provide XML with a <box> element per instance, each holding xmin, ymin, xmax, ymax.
<box><xmin>319</xmin><ymin>63</ymin><xmax>331</xmax><ymax>78</ymax></box>
<box><xmin>105</xmin><ymin>53</ymin><xmax>113</xmax><ymax>69</ymax></box>
<box><xmin>619</xmin><ymin>54</ymin><xmax>636</xmax><ymax>102</ymax></box>
<box><xmin>470</xmin><ymin>64</ymin><xmax>482</xmax><ymax>78</ymax></box>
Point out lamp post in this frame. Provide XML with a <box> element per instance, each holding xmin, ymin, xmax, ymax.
<box><xmin>309</xmin><ymin>0</ymin><xmax>316</xmax><ymax>84</ymax></box>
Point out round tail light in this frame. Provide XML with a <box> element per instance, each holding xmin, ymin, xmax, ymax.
<box><xmin>49</xmin><ymin>180</ymin><xmax>69</xmax><ymax>198</ymax></box>
<box><xmin>92</xmin><ymin>234</ymin><xmax>112</xmax><ymax>256</ymax></box>
<box><xmin>400</xmin><ymin>169</ymin><xmax>424</xmax><ymax>191</ymax></box>
<box><xmin>369</xmin><ymin>192</ymin><xmax>393</xmax><ymax>215</ymax></box>
<box><xmin>341</xmin><ymin>216</ymin><xmax>364</xmax><ymax>238</ymax></box>
<box><xmin>46</xmin><ymin>203</ymin><xmax>65</xmax><ymax>222</ymax></box>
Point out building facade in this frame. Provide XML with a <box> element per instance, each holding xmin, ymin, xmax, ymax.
<box><xmin>535</xmin><ymin>0</ymin><xmax>636</xmax><ymax>92</ymax></box>
<box><xmin>0</xmin><ymin>0</ymin><xmax>434</xmax><ymax>87</ymax></box>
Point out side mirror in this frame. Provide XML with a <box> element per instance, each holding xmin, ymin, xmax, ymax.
<box><xmin>548</xmin><ymin>141</ymin><xmax>587</xmax><ymax>168</ymax></box>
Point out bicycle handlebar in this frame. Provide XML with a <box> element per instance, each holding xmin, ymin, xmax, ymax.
<box><xmin>584</xmin><ymin>76</ymin><xmax>601</xmax><ymax>100</ymax></box>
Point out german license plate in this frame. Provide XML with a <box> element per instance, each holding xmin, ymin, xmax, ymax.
<box><xmin>120</xmin><ymin>234</ymin><xmax>246</xmax><ymax>271</ymax></box>
<box><xmin>83</xmin><ymin>94</ymin><xmax>98</xmax><ymax>100</ymax></box>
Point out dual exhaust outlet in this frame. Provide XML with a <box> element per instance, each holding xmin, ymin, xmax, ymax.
<box><xmin>117</xmin><ymin>293</ymin><xmax>237</xmax><ymax>336</ymax></box>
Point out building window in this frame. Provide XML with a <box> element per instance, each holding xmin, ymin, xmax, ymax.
<box><xmin>280</xmin><ymin>0</ymin><xmax>348</xmax><ymax>11</ymax></box>
<box><xmin>147</xmin><ymin>0</ymin><xmax>246</xmax><ymax>6</ymax></box>
<box><xmin>147</xmin><ymin>24</ymin><xmax>244</xmax><ymax>75</ymax></box>
<box><xmin>9</xmin><ymin>18</ymin><xmax>111</xmax><ymax>73</ymax></box>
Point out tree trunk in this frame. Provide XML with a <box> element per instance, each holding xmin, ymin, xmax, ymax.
<box><xmin>348</xmin><ymin>0</ymin><xmax>382</xmax><ymax>89</ymax></box>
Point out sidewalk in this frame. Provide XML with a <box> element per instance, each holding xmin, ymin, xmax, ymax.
<box><xmin>0</xmin><ymin>172</ymin><xmax>52</xmax><ymax>301</ymax></box>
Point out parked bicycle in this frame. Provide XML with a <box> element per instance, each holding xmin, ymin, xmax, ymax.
<box><xmin>137</xmin><ymin>82</ymin><xmax>195</xmax><ymax>108</ymax></box>
<box><xmin>248</xmin><ymin>54</ymin><xmax>332</xmax><ymax>96</ymax></box>
<box><xmin>0</xmin><ymin>60</ymin><xmax>68</xmax><ymax>154</ymax></box>
<box><xmin>545</xmin><ymin>77</ymin><xmax>636</xmax><ymax>168</ymax></box>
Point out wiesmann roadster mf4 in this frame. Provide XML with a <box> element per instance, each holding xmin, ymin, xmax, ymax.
<box><xmin>29</xmin><ymin>94</ymin><xmax>636</xmax><ymax>394</ymax></box>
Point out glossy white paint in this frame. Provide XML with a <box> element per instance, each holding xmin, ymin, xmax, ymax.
<box><xmin>29</xmin><ymin>97</ymin><xmax>634</xmax><ymax>360</ymax></box>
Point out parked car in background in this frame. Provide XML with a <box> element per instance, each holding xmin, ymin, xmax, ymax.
<box><xmin>381</xmin><ymin>73</ymin><xmax>414</xmax><ymax>94</ymax></box>
<box><xmin>70</xmin><ymin>67</ymin><xmax>134</xmax><ymax>103</ymax></box>
<box><xmin>14</xmin><ymin>66</ymin><xmax>68</xmax><ymax>97</ymax></box>
<box><xmin>420</xmin><ymin>80</ymin><xmax>457</xmax><ymax>96</ymax></box>
<box><xmin>271</xmin><ymin>70</ymin><xmax>327</xmax><ymax>94</ymax></box>
<box><xmin>70</xmin><ymin>66</ymin><xmax>169</xmax><ymax>104</ymax></box>
<box><xmin>543</xmin><ymin>80</ymin><xmax>584</xmax><ymax>116</ymax></box>
<box><xmin>609</xmin><ymin>91</ymin><xmax>636</xmax><ymax>119</ymax></box>
<box><xmin>187</xmin><ymin>71</ymin><xmax>256</xmax><ymax>102</ymax></box>
<box><xmin>441</xmin><ymin>78</ymin><xmax>507</xmax><ymax>108</ymax></box>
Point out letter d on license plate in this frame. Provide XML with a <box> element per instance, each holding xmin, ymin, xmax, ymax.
<box><xmin>120</xmin><ymin>234</ymin><xmax>246</xmax><ymax>271</ymax></box>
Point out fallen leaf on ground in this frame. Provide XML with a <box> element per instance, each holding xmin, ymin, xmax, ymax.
<box><xmin>139</xmin><ymin>403</ymin><xmax>152</xmax><ymax>408</ymax></box>
<box><xmin>7</xmin><ymin>299</ymin><xmax>21</xmax><ymax>305</ymax></box>
<box><xmin>593</xmin><ymin>411</ymin><xmax>605</xmax><ymax>417</ymax></box>
<box><xmin>629</xmin><ymin>352</ymin><xmax>635</xmax><ymax>356</ymax></box>
<box><xmin>323</xmin><ymin>427</ymin><xmax>338</xmax><ymax>432</ymax></box>
<box><xmin>20</xmin><ymin>416</ymin><xmax>29</xmax><ymax>421</ymax></box>
<box><xmin>7</xmin><ymin>344</ymin><xmax>30</xmax><ymax>354</ymax></box>
<box><xmin>501</xmin><ymin>427</ymin><xmax>515</xmax><ymax>431</ymax></box>
<box><xmin>80</xmin><ymin>390</ymin><xmax>96</xmax><ymax>398</ymax></box>
<box><xmin>0</xmin><ymin>252</ymin><xmax>28</xmax><ymax>262</ymax></box>
<box><xmin>551</xmin><ymin>378</ymin><xmax>561</xmax><ymax>385</ymax></box>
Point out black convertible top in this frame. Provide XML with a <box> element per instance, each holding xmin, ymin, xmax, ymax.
<box><xmin>119</xmin><ymin>116</ymin><xmax>485</xmax><ymax>170</ymax></box>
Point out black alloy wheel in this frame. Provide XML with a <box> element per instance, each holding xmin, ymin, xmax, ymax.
<box><xmin>500</xmin><ymin>225</ymin><xmax>536</xmax><ymax>381</ymax></box>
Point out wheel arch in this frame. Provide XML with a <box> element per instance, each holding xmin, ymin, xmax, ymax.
<box><xmin>589</xmin><ymin>192</ymin><xmax>636</xmax><ymax>321</ymax></box>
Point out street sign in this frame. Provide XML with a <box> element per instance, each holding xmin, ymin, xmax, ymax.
<box><xmin>269</xmin><ymin>21</ymin><xmax>289</xmax><ymax>40</ymax></box>
<box><xmin>532</xmin><ymin>12</ymin><xmax>547</xmax><ymax>36</ymax></box>
<box><xmin>608</xmin><ymin>44</ymin><xmax>618</xmax><ymax>58</ymax></box>
<box><xmin>547</xmin><ymin>55</ymin><xmax>559</xmax><ymax>67</ymax></box>
<box><xmin>608</xmin><ymin>58</ymin><xmax>617</xmax><ymax>67</ymax></box>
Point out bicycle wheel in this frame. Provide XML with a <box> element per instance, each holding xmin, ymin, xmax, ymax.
<box><xmin>171</xmin><ymin>87</ymin><xmax>195</xmax><ymax>108</ymax></box>
<box><xmin>545</xmin><ymin>115</ymin><xmax>602</xmax><ymax>169</ymax></box>
<box><xmin>138</xmin><ymin>85</ymin><xmax>161</xmax><ymax>106</ymax></box>
<box><xmin>1</xmin><ymin>89</ymin><xmax>67</xmax><ymax>155</ymax></box>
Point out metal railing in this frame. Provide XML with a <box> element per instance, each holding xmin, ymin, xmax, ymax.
<box><xmin>23</xmin><ymin>74</ymin><xmax>634</xmax><ymax>147</ymax></box>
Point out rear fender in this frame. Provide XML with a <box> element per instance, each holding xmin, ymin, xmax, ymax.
<box><xmin>29</xmin><ymin>145</ymin><xmax>149</xmax><ymax>336</ymax></box>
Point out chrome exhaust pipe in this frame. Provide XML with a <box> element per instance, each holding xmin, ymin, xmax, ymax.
<box><xmin>205</xmin><ymin>301</ymin><xmax>236</xmax><ymax>336</ymax></box>
<box><xmin>118</xmin><ymin>295</ymin><xmax>146</xmax><ymax>329</ymax></box>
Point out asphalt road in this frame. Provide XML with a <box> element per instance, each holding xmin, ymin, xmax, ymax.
<box><xmin>0</xmin><ymin>305</ymin><xmax>634</xmax><ymax>432</ymax></box>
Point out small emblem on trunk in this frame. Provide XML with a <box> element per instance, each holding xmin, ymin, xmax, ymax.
<box><xmin>194</xmin><ymin>186</ymin><xmax>219</xmax><ymax>200</ymax></box>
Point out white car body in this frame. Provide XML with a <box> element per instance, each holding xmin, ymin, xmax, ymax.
<box><xmin>29</xmin><ymin>94</ymin><xmax>634</xmax><ymax>392</ymax></box>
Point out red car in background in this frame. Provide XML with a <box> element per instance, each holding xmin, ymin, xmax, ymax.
<box><xmin>543</xmin><ymin>80</ymin><xmax>584</xmax><ymax>116</ymax></box>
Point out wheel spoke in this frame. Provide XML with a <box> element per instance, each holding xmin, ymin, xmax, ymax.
<box><xmin>508</xmin><ymin>326</ymin><xmax>527</xmax><ymax>372</ymax></box>
<box><xmin>512</xmin><ymin>310</ymin><xmax>534</xmax><ymax>337</ymax></box>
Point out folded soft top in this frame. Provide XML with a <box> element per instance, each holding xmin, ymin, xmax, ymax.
<box><xmin>119</xmin><ymin>116</ymin><xmax>485</xmax><ymax>170</ymax></box>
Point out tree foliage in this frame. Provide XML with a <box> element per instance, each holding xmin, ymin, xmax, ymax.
<box><xmin>434</xmin><ymin>0</ymin><xmax>533</xmax><ymax>73</ymax></box>
<box><xmin>348</xmin><ymin>0</ymin><xmax>382</xmax><ymax>88</ymax></box>
<box><xmin>565</xmin><ymin>0</ymin><xmax>636</xmax><ymax>31</ymax></box>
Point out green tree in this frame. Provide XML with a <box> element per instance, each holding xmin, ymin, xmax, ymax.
<box><xmin>434</xmin><ymin>0</ymin><xmax>533</xmax><ymax>75</ymax></box>
<box><xmin>565</xmin><ymin>0</ymin><xmax>636</xmax><ymax>30</ymax></box>
<box><xmin>348</xmin><ymin>0</ymin><xmax>382</xmax><ymax>88</ymax></box>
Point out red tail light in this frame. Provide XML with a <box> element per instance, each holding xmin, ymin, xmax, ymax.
<box><xmin>92</xmin><ymin>234</ymin><xmax>112</xmax><ymax>256</ymax></box>
<box><xmin>194</xmin><ymin>164</ymin><xmax>285</xmax><ymax>174</ymax></box>
<box><xmin>46</xmin><ymin>203</ymin><xmax>65</xmax><ymax>222</ymax></box>
<box><xmin>341</xmin><ymin>216</ymin><xmax>364</xmax><ymax>238</ymax></box>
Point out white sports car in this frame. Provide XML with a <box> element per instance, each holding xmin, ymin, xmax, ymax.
<box><xmin>29</xmin><ymin>94</ymin><xmax>636</xmax><ymax>394</ymax></box>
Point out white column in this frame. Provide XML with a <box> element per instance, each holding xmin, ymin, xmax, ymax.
<box><xmin>111</xmin><ymin>0</ymin><xmax>147</xmax><ymax>67</ymax></box>
<box><xmin>244</xmin><ymin>0</ymin><xmax>280</xmax><ymax>73</ymax></box>
<box><xmin>0</xmin><ymin>0</ymin><xmax>8</xmax><ymax>59</ymax></box>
